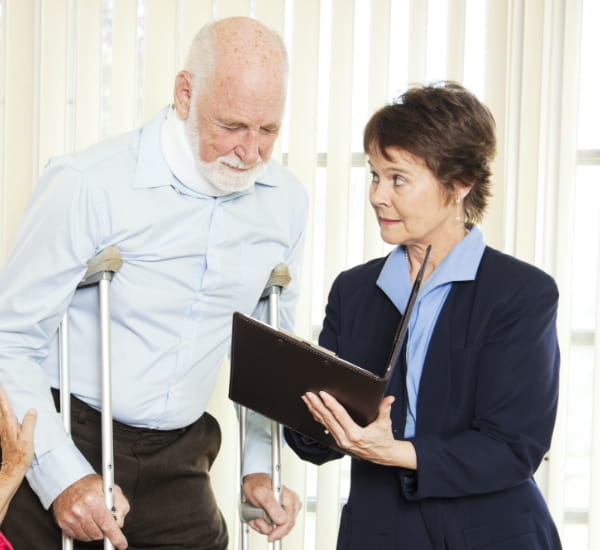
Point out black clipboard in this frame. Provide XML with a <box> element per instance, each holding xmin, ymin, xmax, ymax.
<box><xmin>229</xmin><ymin>246</ymin><xmax>431</xmax><ymax>449</ymax></box>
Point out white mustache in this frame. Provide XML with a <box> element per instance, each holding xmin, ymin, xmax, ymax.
<box><xmin>220</xmin><ymin>157</ymin><xmax>262</xmax><ymax>171</ymax></box>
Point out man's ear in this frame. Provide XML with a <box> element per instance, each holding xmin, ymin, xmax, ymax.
<box><xmin>174</xmin><ymin>71</ymin><xmax>193</xmax><ymax>119</ymax></box>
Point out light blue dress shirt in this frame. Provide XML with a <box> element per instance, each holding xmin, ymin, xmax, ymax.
<box><xmin>376</xmin><ymin>227</ymin><xmax>486</xmax><ymax>438</ymax></box>
<box><xmin>0</xmin><ymin>107</ymin><xmax>308</xmax><ymax>508</ymax></box>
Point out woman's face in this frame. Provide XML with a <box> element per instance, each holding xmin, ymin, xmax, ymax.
<box><xmin>368</xmin><ymin>147</ymin><xmax>463</xmax><ymax>247</ymax></box>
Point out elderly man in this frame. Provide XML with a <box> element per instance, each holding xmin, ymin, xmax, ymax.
<box><xmin>0</xmin><ymin>16</ymin><xmax>306</xmax><ymax>550</ymax></box>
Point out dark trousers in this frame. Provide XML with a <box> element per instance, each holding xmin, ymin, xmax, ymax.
<box><xmin>2</xmin><ymin>391</ymin><xmax>228</xmax><ymax>550</ymax></box>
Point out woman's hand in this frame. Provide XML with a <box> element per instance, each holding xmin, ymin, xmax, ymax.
<box><xmin>0</xmin><ymin>383</ymin><xmax>37</xmax><ymax>523</ymax></box>
<box><xmin>302</xmin><ymin>391</ymin><xmax>416</xmax><ymax>469</ymax></box>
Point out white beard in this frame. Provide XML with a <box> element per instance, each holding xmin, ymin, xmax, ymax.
<box><xmin>185</xmin><ymin>105</ymin><xmax>266</xmax><ymax>194</ymax></box>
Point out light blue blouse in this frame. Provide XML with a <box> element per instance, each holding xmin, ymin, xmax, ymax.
<box><xmin>376</xmin><ymin>227</ymin><xmax>486</xmax><ymax>437</ymax></box>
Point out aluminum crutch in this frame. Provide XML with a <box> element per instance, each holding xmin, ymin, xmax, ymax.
<box><xmin>239</xmin><ymin>263</ymin><xmax>291</xmax><ymax>550</ymax></box>
<box><xmin>59</xmin><ymin>246</ymin><xmax>123</xmax><ymax>550</ymax></box>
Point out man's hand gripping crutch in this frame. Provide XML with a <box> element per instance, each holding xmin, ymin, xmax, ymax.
<box><xmin>57</xmin><ymin>247</ymin><xmax>129</xmax><ymax>550</ymax></box>
<box><xmin>239</xmin><ymin>263</ymin><xmax>301</xmax><ymax>547</ymax></box>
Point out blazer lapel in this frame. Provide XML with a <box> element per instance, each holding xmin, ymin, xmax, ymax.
<box><xmin>415</xmin><ymin>281</ymin><xmax>475</xmax><ymax>433</ymax></box>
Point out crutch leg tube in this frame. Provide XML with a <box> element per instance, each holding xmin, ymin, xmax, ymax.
<box><xmin>98</xmin><ymin>273</ymin><xmax>116</xmax><ymax>550</ymax></box>
<box><xmin>239</xmin><ymin>263</ymin><xmax>291</xmax><ymax>550</ymax></box>
<box><xmin>239</xmin><ymin>405</ymin><xmax>251</xmax><ymax>550</ymax></box>
<box><xmin>59</xmin><ymin>247</ymin><xmax>122</xmax><ymax>550</ymax></box>
<box><xmin>58</xmin><ymin>313</ymin><xmax>73</xmax><ymax>550</ymax></box>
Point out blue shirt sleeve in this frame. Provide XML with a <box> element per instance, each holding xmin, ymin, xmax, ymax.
<box><xmin>0</xmin><ymin>159</ymin><xmax>107</xmax><ymax>508</ymax></box>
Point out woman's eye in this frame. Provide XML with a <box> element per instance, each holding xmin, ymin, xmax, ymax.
<box><xmin>370</xmin><ymin>171</ymin><xmax>379</xmax><ymax>183</ymax></box>
<box><xmin>392</xmin><ymin>175</ymin><xmax>405</xmax><ymax>186</ymax></box>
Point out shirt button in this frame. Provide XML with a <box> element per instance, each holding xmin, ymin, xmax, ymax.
<box><xmin>183</xmin><ymin>340</ymin><xmax>191</xmax><ymax>346</ymax></box>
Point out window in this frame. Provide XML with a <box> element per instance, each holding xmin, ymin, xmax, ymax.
<box><xmin>563</xmin><ymin>0</ymin><xmax>600</xmax><ymax>547</ymax></box>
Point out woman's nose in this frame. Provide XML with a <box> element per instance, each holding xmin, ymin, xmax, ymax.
<box><xmin>370</xmin><ymin>182</ymin><xmax>392</xmax><ymax>206</ymax></box>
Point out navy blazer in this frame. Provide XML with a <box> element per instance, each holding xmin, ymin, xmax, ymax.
<box><xmin>285</xmin><ymin>247</ymin><xmax>562</xmax><ymax>549</ymax></box>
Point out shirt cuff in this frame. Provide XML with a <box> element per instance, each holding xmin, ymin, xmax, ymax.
<box><xmin>26</xmin><ymin>439</ymin><xmax>95</xmax><ymax>509</ymax></box>
<box><xmin>242</xmin><ymin>409</ymin><xmax>273</xmax><ymax>477</ymax></box>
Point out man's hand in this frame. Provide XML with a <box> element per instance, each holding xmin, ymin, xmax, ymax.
<box><xmin>242</xmin><ymin>472</ymin><xmax>301</xmax><ymax>542</ymax></box>
<box><xmin>52</xmin><ymin>474</ymin><xmax>130</xmax><ymax>550</ymax></box>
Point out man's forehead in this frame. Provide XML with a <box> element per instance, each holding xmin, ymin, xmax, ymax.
<box><xmin>209</xmin><ymin>104</ymin><xmax>284</xmax><ymax>129</ymax></box>
<box><xmin>199</xmin><ymin>75</ymin><xmax>286</xmax><ymax>126</ymax></box>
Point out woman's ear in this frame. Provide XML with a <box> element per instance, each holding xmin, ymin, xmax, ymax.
<box><xmin>453</xmin><ymin>182</ymin><xmax>473</xmax><ymax>202</ymax></box>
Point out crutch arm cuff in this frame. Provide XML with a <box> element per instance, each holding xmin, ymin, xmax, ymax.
<box><xmin>79</xmin><ymin>247</ymin><xmax>123</xmax><ymax>287</ymax></box>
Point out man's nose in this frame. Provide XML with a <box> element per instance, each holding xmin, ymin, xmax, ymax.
<box><xmin>234</xmin><ymin>130</ymin><xmax>260</xmax><ymax>165</ymax></box>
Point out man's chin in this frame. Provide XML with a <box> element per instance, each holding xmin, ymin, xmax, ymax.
<box><xmin>203</xmin><ymin>172</ymin><xmax>255</xmax><ymax>193</ymax></box>
<box><xmin>213</xmin><ymin>179</ymin><xmax>255</xmax><ymax>193</ymax></box>
<box><xmin>210</xmin><ymin>164</ymin><xmax>265</xmax><ymax>193</ymax></box>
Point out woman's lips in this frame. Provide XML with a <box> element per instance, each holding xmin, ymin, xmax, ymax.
<box><xmin>379</xmin><ymin>217</ymin><xmax>401</xmax><ymax>225</ymax></box>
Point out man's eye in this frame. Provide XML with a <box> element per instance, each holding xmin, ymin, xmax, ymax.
<box><xmin>217</xmin><ymin>121</ymin><xmax>242</xmax><ymax>130</ymax></box>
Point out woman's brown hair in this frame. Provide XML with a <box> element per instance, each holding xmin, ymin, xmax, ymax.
<box><xmin>363</xmin><ymin>81</ymin><xmax>496</xmax><ymax>225</ymax></box>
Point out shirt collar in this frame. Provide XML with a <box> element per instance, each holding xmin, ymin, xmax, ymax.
<box><xmin>160</xmin><ymin>105</ymin><xmax>230</xmax><ymax>197</ymax></box>
<box><xmin>376</xmin><ymin>226</ymin><xmax>486</xmax><ymax>313</ymax></box>
<box><xmin>133</xmin><ymin>106</ymin><xmax>280</xmax><ymax>199</ymax></box>
<box><xmin>134</xmin><ymin>107</ymin><xmax>173</xmax><ymax>190</ymax></box>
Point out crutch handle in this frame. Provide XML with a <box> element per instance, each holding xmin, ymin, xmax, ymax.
<box><xmin>240</xmin><ymin>502</ymin><xmax>270</xmax><ymax>523</ymax></box>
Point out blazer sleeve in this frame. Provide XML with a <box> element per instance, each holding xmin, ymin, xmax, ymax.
<box><xmin>402</xmin><ymin>262</ymin><xmax>560</xmax><ymax>500</ymax></box>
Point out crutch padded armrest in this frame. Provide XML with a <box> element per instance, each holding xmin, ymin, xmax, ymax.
<box><xmin>79</xmin><ymin>247</ymin><xmax>123</xmax><ymax>287</ymax></box>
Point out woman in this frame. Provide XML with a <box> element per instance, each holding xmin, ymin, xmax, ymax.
<box><xmin>285</xmin><ymin>82</ymin><xmax>561</xmax><ymax>549</ymax></box>
<box><xmin>0</xmin><ymin>384</ymin><xmax>36</xmax><ymax>550</ymax></box>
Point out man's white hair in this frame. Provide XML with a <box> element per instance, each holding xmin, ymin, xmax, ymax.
<box><xmin>183</xmin><ymin>17</ymin><xmax>289</xmax><ymax>99</ymax></box>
